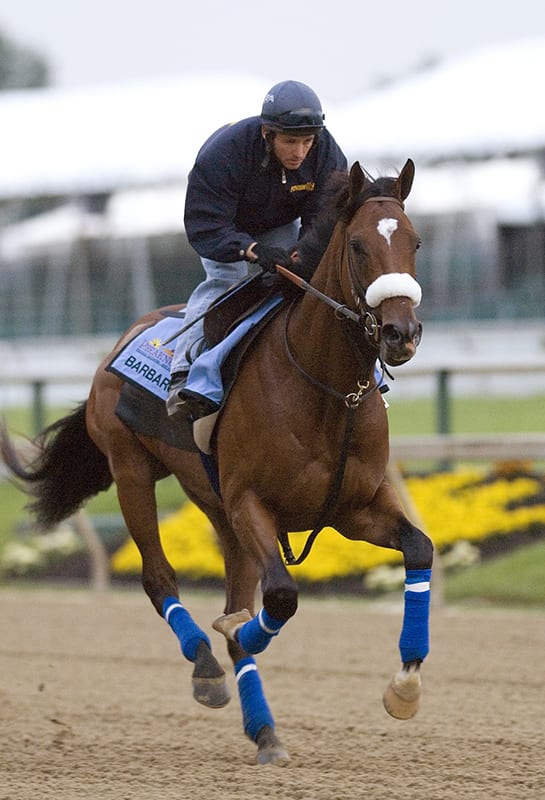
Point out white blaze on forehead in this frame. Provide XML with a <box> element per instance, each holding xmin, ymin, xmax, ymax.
<box><xmin>377</xmin><ymin>218</ymin><xmax>398</xmax><ymax>246</ymax></box>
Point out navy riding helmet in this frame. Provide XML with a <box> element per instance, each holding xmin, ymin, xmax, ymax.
<box><xmin>261</xmin><ymin>80</ymin><xmax>325</xmax><ymax>135</ymax></box>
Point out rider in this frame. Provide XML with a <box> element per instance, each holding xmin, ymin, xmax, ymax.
<box><xmin>166</xmin><ymin>79</ymin><xmax>348</xmax><ymax>418</ymax></box>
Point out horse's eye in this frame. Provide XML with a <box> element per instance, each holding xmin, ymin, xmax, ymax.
<box><xmin>416</xmin><ymin>238</ymin><xmax>422</xmax><ymax>251</ymax></box>
<box><xmin>349</xmin><ymin>239</ymin><xmax>364</xmax><ymax>257</ymax></box>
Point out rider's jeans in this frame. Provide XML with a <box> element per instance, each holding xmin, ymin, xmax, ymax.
<box><xmin>170</xmin><ymin>220</ymin><xmax>300</xmax><ymax>375</ymax></box>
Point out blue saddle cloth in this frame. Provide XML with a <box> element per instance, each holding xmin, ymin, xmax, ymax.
<box><xmin>107</xmin><ymin>295</ymin><xmax>284</xmax><ymax>406</ymax></box>
<box><xmin>107</xmin><ymin>295</ymin><xmax>286</xmax><ymax>459</ymax></box>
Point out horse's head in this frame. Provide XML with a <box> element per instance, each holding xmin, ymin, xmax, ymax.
<box><xmin>340</xmin><ymin>159</ymin><xmax>423</xmax><ymax>366</ymax></box>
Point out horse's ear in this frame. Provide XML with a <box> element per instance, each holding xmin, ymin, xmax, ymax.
<box><xmin>396</xmin><ymin>158</ymin><xmax>415</xmax><ymax>201</ymax></box>
<box><xmin>348</xmin><ymin>161</ymin><xmax>366</xmax><ymax>201</ymax></box>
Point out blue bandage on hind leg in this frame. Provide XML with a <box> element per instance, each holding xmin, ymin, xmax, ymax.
<box><xmin>235</xmin><ymin>656</ymin><xmax>275</xmax><ymax>741</ymax></box>
<box><xmin>237</xmin><ymin>608</ymin><xmax>285</xmax><ymax>654</ymax></box>
<box><xmin>162</xmin><ymin>596</ymin><xmax>211</xmax><ymax>662</ymax></box>
<box><xmin>399</xmin><ymin>568</ymin><xmax>431</xmax><ymax>663</ymax></box>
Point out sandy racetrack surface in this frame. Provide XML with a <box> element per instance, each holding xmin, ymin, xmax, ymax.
<box><xmin>1</xmin><ymin>586</ymin><xmax>544</xmax><ymax>799</ymax></box>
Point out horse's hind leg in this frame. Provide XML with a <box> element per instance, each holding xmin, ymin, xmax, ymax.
<box><xmin>95</xmin><ymin>426</ymin><xmax>229</xmax><ymax>708</ymax></box>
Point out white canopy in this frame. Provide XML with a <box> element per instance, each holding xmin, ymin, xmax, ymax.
<box><xmin>330</xmin><ymin>35</ymin><xmax>545</xmax><ymax>165</ymax></box>
<box><xmin>1</xmin><ymin>36</ymin><xmax>545</xmax><ymax>201</ymax></box>
<box><xmin>0</xmin><ymin>73</ymin><xmax>272</xmax><ymax>198</ymax></box>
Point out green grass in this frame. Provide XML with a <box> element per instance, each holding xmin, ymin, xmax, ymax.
<box><xmin>386</xmin><ymin>393</ymin><xmax>545</xmax><ymax>436</ymax></box>
<box><xmin>445</xmin><ymin>540</ymin><xmax>545</xmax><ymax>606</ymax></box>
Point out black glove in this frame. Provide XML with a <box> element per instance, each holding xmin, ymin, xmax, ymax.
<box><xmin>252</xmin><ymin>244</ymin><xmax>292</xmax><ymax>273</ymax></box>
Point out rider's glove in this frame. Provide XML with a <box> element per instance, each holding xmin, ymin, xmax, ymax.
<box><xmin>251</xmin><ymin>244</ymin><xmax>293</xmax><ymax>273</ymax></box>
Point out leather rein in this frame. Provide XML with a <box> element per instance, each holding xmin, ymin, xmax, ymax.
<box><xmin>277</xmin><ymin>194</ymin><xmax>403</xmax><ymax>566</ymax></box>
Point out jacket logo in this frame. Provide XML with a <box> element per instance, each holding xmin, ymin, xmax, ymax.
<box><xmin>290</xmin><ymin>182</ymin><xmax>315</xmax><ymax>193</ymax></box>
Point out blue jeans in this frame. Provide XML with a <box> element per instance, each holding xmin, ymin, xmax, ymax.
<box><xmin>171</xmin><ymin>220</ymin><xmax>300</xmax><ymax>374</ymax></box>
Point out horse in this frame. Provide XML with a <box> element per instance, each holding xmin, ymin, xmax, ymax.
<box><xmin>1</xmin><ymin>159</ymin><xmax>433</xmax><ymax>766</ymax></box>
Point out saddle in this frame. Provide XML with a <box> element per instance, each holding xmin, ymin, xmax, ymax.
<box><xmin>112</xmin><ymin>274</ymin><xmax>292</xmax><ymax>456</ymax></box>
<box><xmin>203</xmin><ymin>271</ymin><xmax>287</xmax><ymax>348</ymax></box>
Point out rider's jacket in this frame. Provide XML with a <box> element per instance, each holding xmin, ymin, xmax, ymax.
<box><xmin>183</xmin><ymin>116</ymin><xmax>347</xmax><ymax>263</ymax></box>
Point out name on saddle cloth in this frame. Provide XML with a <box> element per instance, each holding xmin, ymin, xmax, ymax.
<box><xmin>107</xmin><ymin>316</ymin><xmax>183</xmax><ymax>400</ymax></box>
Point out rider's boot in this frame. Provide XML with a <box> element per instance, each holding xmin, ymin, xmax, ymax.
<box><xmin>166</xmin><ymin>371</ymin><xmax>220</xmax><ymax>421</ymax></box>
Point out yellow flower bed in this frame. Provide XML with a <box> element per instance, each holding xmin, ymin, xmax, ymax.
<box><xmin>405</xmin><ymin>470</ymin><xmax>545</xmax><ymax>549</ymax></box>
<box><xmin>111</xmin><ymin>468</ymin><xmax>545</xmax><ymax>582</ymax></box>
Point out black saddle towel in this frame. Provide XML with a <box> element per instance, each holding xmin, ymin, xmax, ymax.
<box><xmin>116</xmin><ymin>382</ymin><xmax>198</xmax><ymax>452</ymax></box>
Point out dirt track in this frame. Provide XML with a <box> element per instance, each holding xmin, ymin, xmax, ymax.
<box><xmin>1</xmin><ymin>587</ymin><xmax>544</xmax><ymax>799</ymax></box>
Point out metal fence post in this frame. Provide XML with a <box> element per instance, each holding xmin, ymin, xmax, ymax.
<box><xmin>31</xmin><ymin>380</ymin><xmax>45</xmax><ymax>434</ymax></box>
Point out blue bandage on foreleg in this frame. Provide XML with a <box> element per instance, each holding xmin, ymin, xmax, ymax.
<box><xmin>235</xmin><ymin>656</ymin><xmax>275</xmax><ymax>741</ymax></box>
<box><xmin>399</xmin><ymin>568</ymin><xmax>431</xmax><ymax>663</ymax></box>
<box><xmin>237</xmin><ymin>607</ymin><xmax>285</xmax><ymax>654</ymax></box>
<box><xmin>162</xmin><ymin>596</ymin><xmax>211</xmax><ymax>663</ymax></box>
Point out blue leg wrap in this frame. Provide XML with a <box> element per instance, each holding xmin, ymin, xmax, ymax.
<box><xmin>237</xmin><ymin>608</ymin><xmax>285</xmax><ymax>655</ymax></box>
<box><xmin>235</xmin><ymin>656</ymin><xmax>274</xmax><ymax>741</ymax></box>
<box><xmin>162</xmin><ymin>596</ymin><xmax>211</xmax><ymax>663</ymax></box>
<box><xmin>399</xmin><ymin>568</ymin><xmax>432</xmax><ymax>663</ymax></box>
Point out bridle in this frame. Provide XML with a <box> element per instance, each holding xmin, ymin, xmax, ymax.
<box><xmin>278</xmin><ymin>192</ymin><xmax>413</xmax><ymax>567</ymax></box>
<box><xmin>282</xmin><ymin>192</ymin><xmax>408</xmax><ymax>404</ymax></box>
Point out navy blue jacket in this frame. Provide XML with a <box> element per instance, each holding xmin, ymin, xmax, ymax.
<box><xmin>183</xmin><ymin>116</ymin><xmax>347</xmax><ymax>262</ymax></box>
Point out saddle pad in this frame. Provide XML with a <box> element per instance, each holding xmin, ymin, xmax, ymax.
<box><xmin>106</xmin><ymin>297</ymin><xmax>288</xmax><ymax>456</ymax></box>
<box><xmin>106</xmin><ymin>315</ymin><xmax>183</xmax><ymax>400</ymax></box>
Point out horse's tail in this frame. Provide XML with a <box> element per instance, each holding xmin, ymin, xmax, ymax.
<box><xmin>0</xmin><ymin>402</ymin><xmax>113</xmax><ymax>530</ymax></box>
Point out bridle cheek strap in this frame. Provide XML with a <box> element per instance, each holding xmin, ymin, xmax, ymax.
<box><xmin>365</xmin><ymin>273</ymin><xmax>422</xmax><ymax>309</ymax></box>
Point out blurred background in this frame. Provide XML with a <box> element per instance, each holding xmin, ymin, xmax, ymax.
<box><xmin>1</xmin><ymin>1</ymin><xmax>545</xmax><ymax>390</ymax></box>
<box><xmin>0</xmin><ymin>0</ymin><xmax>544</xmax><ymax>601</ymax></box>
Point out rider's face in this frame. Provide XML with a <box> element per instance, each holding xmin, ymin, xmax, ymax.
<box><xmin>271</xmin><ymin>132</ymin><xmax>315</xmax><ymax>171</ymax></box>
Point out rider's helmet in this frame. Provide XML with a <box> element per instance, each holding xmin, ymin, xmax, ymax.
<box><xmin>261</xmin><ymin>80</ymin><xmax>325</xmax><ymax>135</ymax></box>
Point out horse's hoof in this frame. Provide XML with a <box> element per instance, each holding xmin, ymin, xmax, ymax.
<box><xmin>255</xmin><ymin>725</ymin><xmax>290</xmax><ymax>766</ymax></box>
<box><xmin>191</xmin><ymin>640</ymin><xmax>230</xmax><ymax>708</ymax></box>
<box><xmin>212</xmin><ymin>609</ymin><xmax>252</xmax><ymax>641</ymax></box>
<box><xmin>383</xmin><ymin>666</ymin><xmax>422</xmax><ymax>720</ymax></box>
<box><xmin>192</xmin><ymin>675</ymin><xmax>231</xmax><ymax>708</ymax></box>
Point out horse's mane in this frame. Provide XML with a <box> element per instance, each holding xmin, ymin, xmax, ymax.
<box><xmin>296</xmin><ymin>170</ymin><xmax>401</xmax><ymax>279</ymax></box>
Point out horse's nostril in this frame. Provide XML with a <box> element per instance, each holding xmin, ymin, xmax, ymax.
<box><xmin>382</xmin><ymin>324</ymin><xmax>403</xmax><ymax>345</ymax></box>
<box><xmin>382</xmin><ymin>321</ymin><xmax>422</xmax><ymax>347</ymax></box>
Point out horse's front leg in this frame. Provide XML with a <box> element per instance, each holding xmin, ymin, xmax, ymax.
<box><xmin>213</xmin><ymin>490</ymin><xmax>298</xmax><ymax>654</ymax></box>
<box><xmin>382</xmin><ymin>515</ymin><xmax>433</xmax><ymax>719</ymax></box>
<box><xmin>212</xmin><ymin>492</ymin><xmax>296</xmax><ymax>765</ymax></box>
<box><xmin>339</xmin><ymin>481</ymin><xmax>433</xmax><ymax>719</ymax></box>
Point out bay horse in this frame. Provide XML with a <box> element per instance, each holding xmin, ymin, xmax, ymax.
<box><xmin>1</xmin><ymin>159</ymin><xmax>433</xmax><ymax>766</ymax></box>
